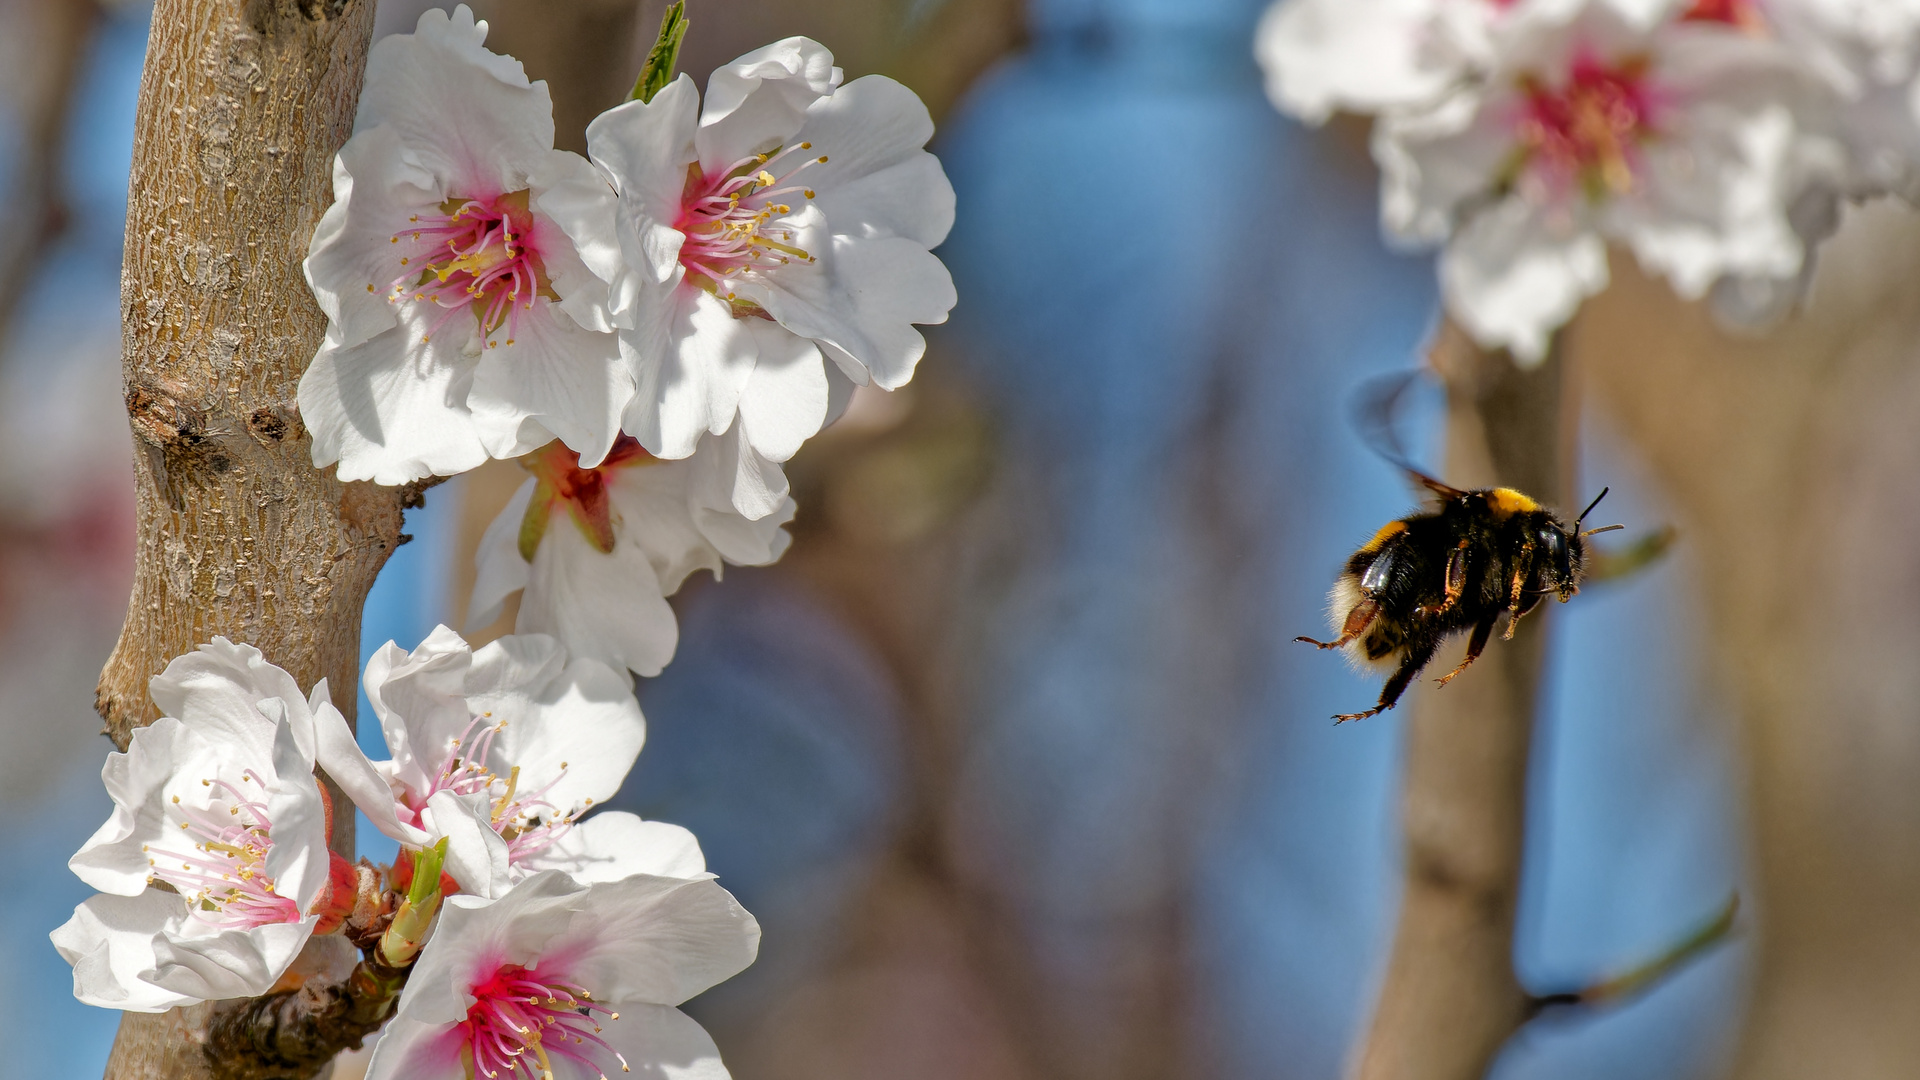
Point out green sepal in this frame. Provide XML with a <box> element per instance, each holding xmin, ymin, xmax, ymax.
<box><xmin>518</xmin><ymin>479</ymin><xmax>555</xmax><ymax>562</ymax></box>
<box><xmin>630</xmin><ymin>1</ymin><xmax>689</xmax><ymax>104</ymax></box>
<box><xmin>378</xmin><ymin>838</ymin><xmax>450</xmax><ymax>970</ymax></box>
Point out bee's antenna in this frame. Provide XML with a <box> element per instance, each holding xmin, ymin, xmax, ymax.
<box><xmin>1576</xmin><ymin>486</ymin><xmax>1610</xmax><ymax>525</ymax></box>
<box><xmin>1580</xmin><ymin>524</ymin><xmax>1626</xmax><ymax>538</ymax></box>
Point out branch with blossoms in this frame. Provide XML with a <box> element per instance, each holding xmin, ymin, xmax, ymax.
<box><xmin>63</xmin><ymin>2</ymin><xmax>955</xmax><ymax>1078</ymax></box>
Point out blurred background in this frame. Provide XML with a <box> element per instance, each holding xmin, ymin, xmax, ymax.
<box><xmin>22</xmin><ymin>0</ymin><xmax>1920</xmax><ymax>1075</ymax></box>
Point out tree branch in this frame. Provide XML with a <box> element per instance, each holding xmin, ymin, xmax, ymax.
<box><xmin>98</xmin><ymin>0</ymin><xmax>403</xmax><ymax>1076</ymax></box>
<box><xmin>1350</xmin><ymin>320</ymin><xmax>1572</xmax><ymax>1080</ymax></box>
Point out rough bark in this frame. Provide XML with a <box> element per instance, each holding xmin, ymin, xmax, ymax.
<box><xmin>98</xmin><ymin>0</ymin><xmax>396</xmax><ymax>1076</ymax></box>
<box><xmin>1350</xmin><ymin>322</ymin><xmax>1572</xmax><ymax>1080</ymax></box>
<box><xmin>1573</xmin><ymin>206</ymin><xmax>1920</xmax><ymax>1079</ymax></box>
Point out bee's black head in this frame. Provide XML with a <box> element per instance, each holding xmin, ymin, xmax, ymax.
<box><xmin>1537</xmin><ymin>519</ymin><xmax>1583</xmax><ymax>601</ymax></box>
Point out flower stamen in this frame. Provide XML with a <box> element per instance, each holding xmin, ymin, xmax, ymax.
<box><xmin>675</xmin><ymin>142</ymin><xmax>826</xmax><ymax>307</ymax></box>
<box><xmin>388</xmin><ymin>190</ymin><xmax>557</xmax><ymax>341</ymax></box>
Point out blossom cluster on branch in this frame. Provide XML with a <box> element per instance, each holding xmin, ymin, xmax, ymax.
<box><xmin>1256</xmin><ymin>0</ymin><xmax>1920</xmax><ymax>358</ymax></box>
<box><xmin>55</xmin><ymin>6</ymin><xmax>956</xmax><ymax>1076</ymax></box>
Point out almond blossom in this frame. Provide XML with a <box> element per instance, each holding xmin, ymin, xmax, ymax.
<box><xmin>467</xmin><ymin>435</ymin><xmax>793</xmax><ymax>679</ymax></box>
<box><xmin>557</xmin><ymin>37</ymin><xmax>955</xmax><ymax>477</ymax></box>
<box><xmin>1371</xmin><ymin>0</ymin><xmax>1832</xmax><ymax>358</ymax></box>
<box><xmin>1256</xmin><ymin>0</ymin><xmax>1508</xmax><ymax>122</ymax></box>
<box><xmin>300</xmin><ymin>4</ymin><xmax>629</xmax><ymax>485</ymax></box>
<box><xmin>52</xmin><ymin>640</ymin><xmax>349</xmax><ymax>1010</ymax></box>
<box><xmin>315</xmin><ymin>627</ymin><xmax>645</xmax><ymax>897</ymax></box>
<box><xmin>363</xmin><ymin>869</ymin><xmax>758</xmax><ymax>1080</ymax></box>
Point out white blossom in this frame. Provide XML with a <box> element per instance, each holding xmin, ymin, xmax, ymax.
<box><xmin>315</xmin><ymin>627</ymin><xmax>645</xmax><ymax>898</ymax></box>
<box><xmin>300</xmin><ymin>4</ymin><xmax>629</xmax><ymax>485</ymax></box>
<box><xmin>1373</xmin><ymin>0</ymin><xmax>1830</xmax><ymax>358</ymax></box>
<box><xmin>53</xmin><ymin>641</ymin><xmax>346</xmax><ymax>1010</ymax></box>
<box><xmin>363</xmin><ymin>869</ymin><xmax>757</xmax><ymax>1080</ymax></box>
<box><xmin>553</xmin><ymin>37</ymin><xmax>955</xmax><ymax>483</ymax></box>
<box><xmin>467</xmin><ymin>435</ymin><xmax>793</xmax><ymax>680</ymax></box>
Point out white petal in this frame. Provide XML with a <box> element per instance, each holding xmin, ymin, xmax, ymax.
<box><xmin>696</xmin><ymin>37</ymin><xmax>841</xmax><ymax>170</ymax></box>
<box><xmin>467</xmin><ymin>477</ymin><xmax>536</xmax><ymax>631</ymax></box>
<box><xmin>298</xmin><ymin>312</ymin><xmax>490</xmax><ymax>485</ymax></box>
<box><xmin>357</xmin><ymin>5</ymin><xmax>553</xmax><ymax>197</ymax></box>
<box><xmin>468</xmin><ymin>303</ymin><xmax>629</xmax><ymax>467</ymax></box>
<box><xmin>595</xmin><ymin>1004</ymin><xmax>733</xmax><ymax>1080</ymax></box>
<box><xmin>70</xmin><ymin>717</ymin><xmax>195</xmax><ymax>895</ymax></box>
<box><xmin>750</xmin><ymin>230</ymin><xmax>955</xmax><ymax>389</ymax></box>
<box><xmin>529</xmin><ymin>148</ymin><xmax>619</xmax><ymax>334</ymax></box>
<box><xmin>1439</xmin><ymin>198</ymin><xmax>1609</xmax><ymax>363</ymax></box>
<box><xmin>792</xmin><ymin>75</ymin><xmax>953</xmax><ymax>248</ymax></box>
<box><xmin>586</xmin><ymin>76</ymin><xmax>701</xmax><ymax>303</ymax></box>
<box><xmin>1255</xmin><ymin>0</ymin><xmax>1470</xmax><ymax>124</ymax></box>
<box><xmin>517</xmin><ymin>512</ymin><xmax>680</xmax><ymax>677</ymax></box>
<box><xmin>363</xmin><ymin>1015</ymin><xmax>468</xmax><ymax>1080</ymax></box>
<box><xmin>148</xmin><ymin>637</ymin><xmax>303</xmax><ymax>762</ymax></box>
<box><xmin>305</xmin><ymin>125</ymin><xmax>441</xmax><ymax>351</ymax></box>
<box><xmin>365</xmin><ymin>627</ymin><xmax>477</xmax><ymax>798</ymax></box>
<box><xmin>261</xmin><ymin>711</ymin><xmax>331</xmax><ymax>908</ymax></box>
<box><xmin>146</xmin><ymin>915</ymin><xmax>316</xmax><ymax>1002</ymax></box>
<box><xmin>53</xmin><ymin>892</ymin><xmax>201</xmax><ymax>1013</ymax></box>
<box><xmin>394</xmin><ymin>871</ymin><xmax>586</xmax><ymax>1024</ymax></box>
<box><xmin>735</xmin><ymin>323</ymin><xmax>828</xmax><ymax>461</ymax></box>
<box><xmin>622</xmin><ymin>288</ymin><xmax>759</xmax><ymax>458</ymax></box>
<box><xmin>552</xmin><ymin>875</ymin><xmax>761</xmax><ymax>1006</ymax></box>
<box><xmin>424</xmin><ymin>789</ymin><xmax>513</xmax><ymax>900</ymax></box>
<box><xmin>517</xmin><ymin>812</ymin><xmax>708</xmax><ymax>884</ymax></box>
<box><xmin>606</xmin><ymin>459</ymin><xmax>721</xmax><ymax>594</ymax></box>
<box><xmin>465</xmin><ymin>634</ymin><xmax>646</xmax><ymax>815</ymax></box>
<box><xmin>314</xmin><ymin>700</ymin><xmax>427</xmax><ymax>848</ymax></box>
<box><xmin>689</xmin><ymin>423</ymin><xmax>792</xmax><ymax>520</ymax></box>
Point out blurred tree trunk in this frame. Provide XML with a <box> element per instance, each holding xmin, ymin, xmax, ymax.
<box><xmin>98</xmin><ymin>0</ymin><xmax>393</xmax><ymax>1076</ymax></box>
<box><xmin>1351</xmin><ymin>325</ymin><xmax>1572</xmax><ymax>1080</ymax></box>
<box><xmin>1571</xmin><ymin>203</ymin><xmax>1920</xmax><ymax>1077</ymax></box>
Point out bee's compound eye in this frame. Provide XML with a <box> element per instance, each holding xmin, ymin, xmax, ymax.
<box><xmin>1360</xmin><ymin>551</ymin><xmax>1394</xmax><ymax>596</ymax></box>
<box><xmin>1538</xmin><ymin>526</ymin><xmax>1568</xmax><ymax>562</ymax></box>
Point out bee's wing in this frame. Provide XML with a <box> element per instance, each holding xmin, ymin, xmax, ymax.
<box><xmin>1352</xmin><ymin>368</ymin><xmax>1465</xmax><ymax>502</ymax></box>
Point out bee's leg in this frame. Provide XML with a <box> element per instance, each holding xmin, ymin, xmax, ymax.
<box><xmin>1419</xmin><ymin>542</ymin><xmax>1471</xmax><ymax>618</ymax></box>
<box><xmin>1501</xmin><ymin>537</ymin><xmax>1536</xmax><ymax>640</ymax></box>
<box><xmin>1334</xmin><ymin>640</ymin><xmax>1437</xmax><ymax>724</ymax></box>
<box><xmin>1435</xmin><ymin>615</ymin><xmax>1497</xmax><ymax>687</ymax></box>
<box><xmin>1296</xmin><ymin>598</ymin><xmax>1379</xmax><ymax>650</ymax></box>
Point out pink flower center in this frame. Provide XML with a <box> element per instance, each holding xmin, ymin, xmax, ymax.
<box><xmin>407</xmin><ymin>714</ymin><xmax>583</xmax><ymax>867</ymax></box>
<box><xmin>1683</xmin><ymin>0</ymin><xmax>1762</xmax><ymax>27</ymax></box>
<box><xmin>459</xmin><ymin>964</ymin><xmax>625</xmax><ymax>1080</ymax></box>
<box><xmin>388</xmin><ymin>190</ymin><xmax>556</xmax><ymax>347</ymax></box>
<box><xmin>675</xmin><ymin>143</ymin><xmax>827</xmax><ymax>310</ymax></box>
<box><xmin>1514</xmin><ymin>52</ymin><xmax>1658</xmax><ymax>201</ymax></box>
<box><xmin>519</xmin><ymin>434</ymin><xmax>656</xmax><ymax>558</ymax></box>
<box><xmin>144</xmin><ymin>772</ymin><xmax>302</xmax><ymax>931</ymax></box>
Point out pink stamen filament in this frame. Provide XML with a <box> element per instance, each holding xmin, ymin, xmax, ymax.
<box><xmin>402</xmin><ymin>715</ymin><xmax>582</xmax><ymax>868</ymax></box>
<box><xmin>385</xmin><ymin>191</ymin><xmax>552</xmax><ymax>347</ymax></box>
<box><xmin>460</xmin><ymin>965</ymin><xmax>629</xmax><ymax>1080</ymax></box>
<box><xmin>676</xmin><ymin>142</ymin><xmax>826</xmax><ymax>297</ymax></box>
<box><xmin>146</xmin><ymin>773</ymin><xmax>301</xmax><ymax>930</ymax></box>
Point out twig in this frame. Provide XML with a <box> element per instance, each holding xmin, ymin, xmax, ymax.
<box><xmin>1350</xmin><ymin>321</ymin><xmax>1570</xmax><ymax>1080</ymax></box>
<box><xmin>1525</xmin><ymin>894</ymin><xmax>1740</xmax><ymax>1020</ymax></box>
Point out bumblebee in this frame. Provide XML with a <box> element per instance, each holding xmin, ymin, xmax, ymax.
<box><xmin>1298</xmin><ymin>474</ymin><xmax>1620</xmax><ymax>723</ymax></box>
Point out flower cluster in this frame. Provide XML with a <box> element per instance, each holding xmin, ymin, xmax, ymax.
<box><xmin>59</xmin><ymin>7</ymin><xmax>956</xmax><ymax>1078</ymax></box>
<box><xmin>301</xmin><ymin>5</ymin><xmax>953</xmax><ymax>671</ymax></box>
<box><xmin>56</xmin><ymin>633</ymin><xmax>756</xmax><ymax>1079</ymax></box>
<box><xmin>1256</xmin><ymin>0</ymin><xmax>1920</xmax><ymax>358</ymax></box>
